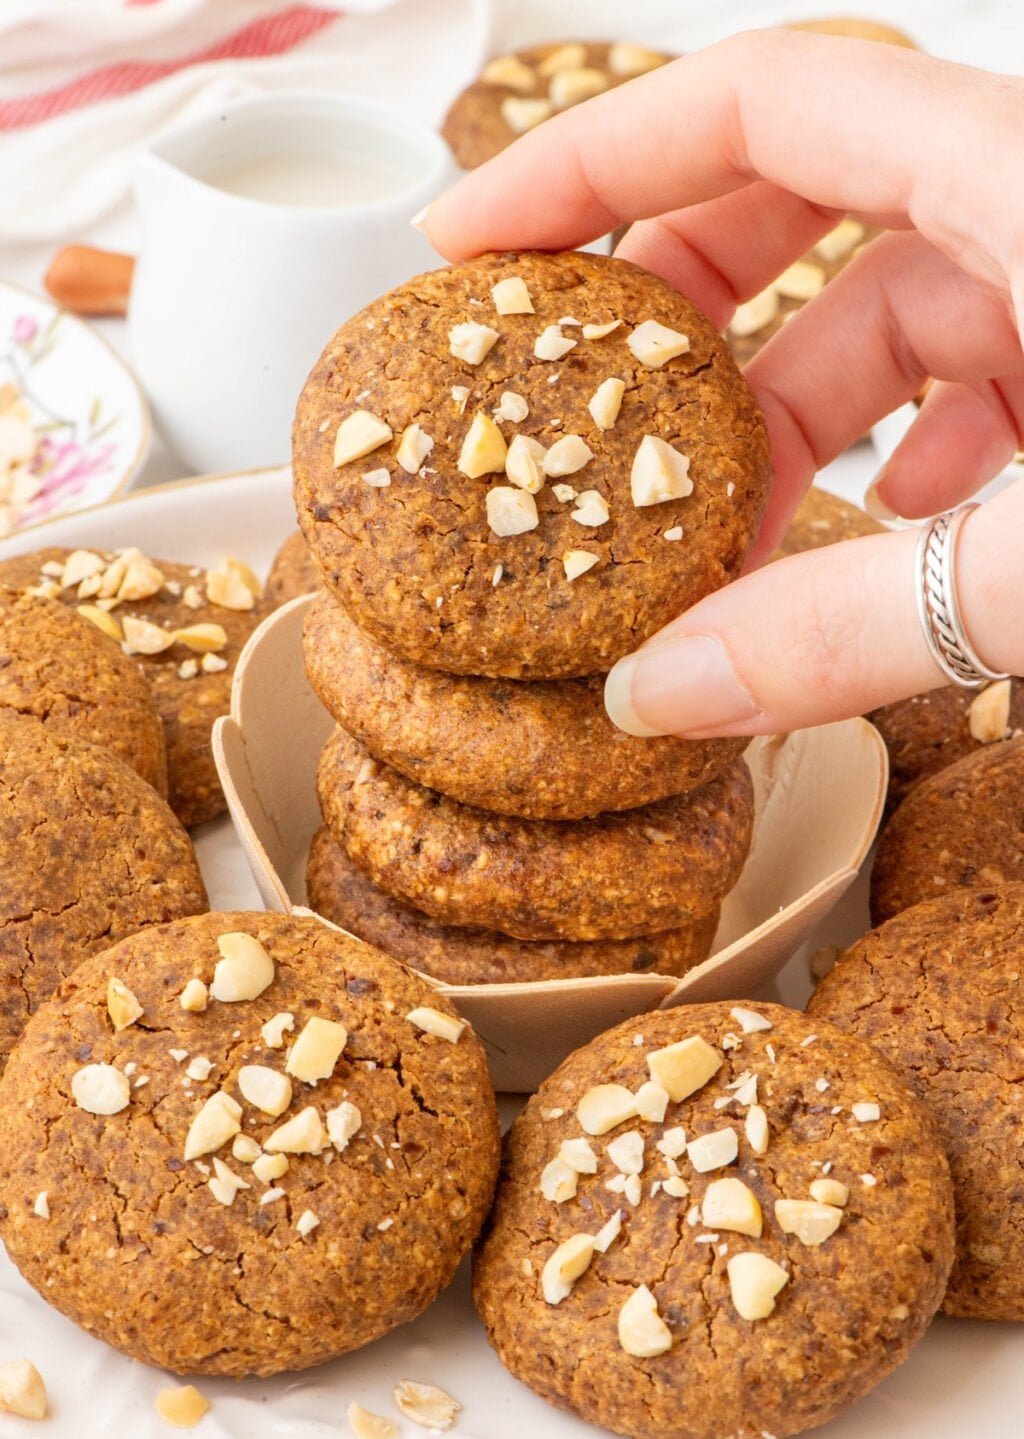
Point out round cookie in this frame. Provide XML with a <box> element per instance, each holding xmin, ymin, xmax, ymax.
<box><xmin>473</xmin><ymin>1001</ymin><xmax>954</xmax><ymax>1439</ymax></box>
<box><xmin>870</xmin><ymin>736</ymin><xmax>1024</xmax><ymax>923</ymax></box>
<box><xmin>317</xmin><ymin>728</ymin><xmax>753</xmax><ymax>941</ymax></box>
<box><xmin>0</xmin><ymin>714</ymin><xmax>207</xmax><ymax>1068</ymax></box>
<box><xmin>441</xmin><ymin>40</ymin><xmax>673</xmax><ymax>171</ymax></box>
<box><xmin>306</xmin><ymin>825</ymin><xmax>719</xmax><ymax>983</ymax></box>
<box><xmin>304</xmin><ymin>592</ymin><xmax>746</xmax><ymax>819</ymax></box>
<box><xmin>0</xmin><ymin>910</ymin><xmax>499</xmax><ymax>1377</ymax></box>
<box><xmin>771</xmin><ymin>486</ymin><xmax>883</xmax><ymax>560</ymax></box>
<box><xmin>266</xmin><ymin>530</ymin><xmax>323</xmax><ymax>608</ymax></box>
<box><xmin>0</xmin><ymin>546</ymin><xmax>269</xmax><ymax>826</ymax></box>
<box><xmin>870</xmin><ymin>679</ymin><xmax>1024</xmax><ymax>813</ymax></box>
<box><xmin>728</xmin><ymin>221</ymin><xmax>879</xmax><ymax>367</ymax></box>
<box><xmin>294</xmin><ymin>250</ymin><xmax>773</xmax><ymax>679</ymax></box>
<box><xmin>810</xmin><ymin>884</ymin><xmax>1024</xmax><ymax>1319</ymax></box>
<box><xmin>0</xmin><ymin>584</ymin><xmax>167</xmax><ymax>793</ymax></box>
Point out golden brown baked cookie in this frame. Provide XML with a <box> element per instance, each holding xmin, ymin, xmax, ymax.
<box><xmin>785</xmin><ymin>16</ymin><xmax>918</xmax><ymax>46</ymax></box>
<box><xmin>771</xmin><ymin>486</ymin><xmax>883</xmax><ymax>559</ymax></box>
<box><xmin>474</xmin><ymin>1002</ymin><xmax>954</xmax><ymax>1439</ymax></box>
<box><xmin>0</xmin><ymin>546</ymin><xmax>268</xmax><ymax>826</ymax></box>
<box><xmin>870</xmin><ymin>736</ymin><xmax>1024</xmax><ymax>923</ymax></box>
<box><xmin>0</xmin><ymin>584</ymin><xmax>167</xmax><ymax>793</ymax></box>
<box><xmin>306</xmin><ymin>825</ymin><xmax>719</xmax><ymax>983</ymax></box>
<box><xmin>266</xmin><ymin>531</ymin><xmax>323</xmax><ymax>608</ymax></box>
<box><xmin>870</xmin><ymin>679</ymin><xmax>1024</xmax><ymax>813</ymax></box>
<box><xmin>303</xmin><ymin>592</ymin><xmax>745</xmax><ymax>819</ymax></box>
<box><xmin>294</xmin><ymin>250</ymin><xmax>773</xmax><ymax>679</ymax></box>
<box><xmin>810</xmin><ymin>884</ymin><xmax>1024</xmax><ymax>1319</ymax></box>
<box><xmin>0</xmin><ymin>910</ymin><xmax>499</xmax><ymax>1377</ymax></box>
<box><xmin>441</xmin><ymin>41</ymin><xmax>673</xmax><ymax>171</ymax></box>
<box><xmin>728</xmin><ymin>220</ymin><xmax>879</xmax><ymax>367</ymax></box>
<box><xmin>318</xmin><ymin>728</ymin><xmax>753</xmax><ymax>941</ymax></box>
<box><xmin>0</xmin><ymin>714</ymin><xmax>206</xmax><ymax>1069</ymax></box>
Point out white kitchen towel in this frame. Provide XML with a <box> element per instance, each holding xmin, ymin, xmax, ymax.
<box><xmin>0</xmin><ymin>0</ymin><xmax>489</xmax><ymax>245</ymax></box>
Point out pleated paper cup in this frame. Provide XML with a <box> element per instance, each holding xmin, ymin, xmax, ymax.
<box><xmin>214</xmin><ymin>595</ymin><xmax>887</xmax><ymax>1090</ymax></box>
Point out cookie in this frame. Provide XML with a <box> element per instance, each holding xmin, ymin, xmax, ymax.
<box><xmin>266</xmin><ymin>531</ymin><xmax>323</xmax><ymax>608</ymax></box>
<box><xmin>306</xmin><ymin>825</ymin><xmax>719</xmax><ymax>983</ymax></box>
<box><xmin>0</xmin><ymin>910</ymin><xmax>499</xmax><ymax>1377</ymax></box>
<box><xmin>441</xmin><ymin>41</ymin><xmax>672</xmax><ymax>171</ymax></box>
<box><xmin>728</xmin><ymin>220</ymin><xmax>879</xmax><ymax>367</ymax></box>
<box><xmin>772</xmin><ymin>486</ymin><xmax>883</xmax><ymax>559</ymax></box>
<box><xmin>785</xmin><ymin>16</ymin><xmax>918</xmax><ymax>47</ymax></box>
<box><xmin>0</xmin><ymin>584</ymin><xmax>166</xmax><ymax>794</ymax></box>
<box><xmin>0</xmin><ymin>546</ymin><xmax>268</xmax><ymax>827</ymax></box>
<box><xmin>870</xmin><ymin>736</ymin><xmax>1024</xmax><ymax>923</ymax></box>
<box><xmin>810</xmin><ymin>884</ymin><xmax>1024</xmax><ymax>1319</ymax></box>
<box><xmin>317</xmin><ymin>728</ymin><xmax>753</xmax><ymax>941</ymax></box>
<box><xmin>870</xmin><ymin>679</ymin><xmax>1024</xmax><ymax>813</ymax></box>
<box><xmin>294</xmin><ymin>250</ymin><xmax>773</xmax><ymax>679</ymax></box>
<box><xmin>0</xmin><ymin>714</ymin><xmax>206</xmax><ymax>1069</ymax></box>
<box><xmin>303</xmin><ymin>592</ymin><xmax>745</xmax><ymax>819</ymax></box>
<box><xmin>473</xmin><ymin>1001</ymin><xmax>953</xmax><ymax>1439</ymax></box>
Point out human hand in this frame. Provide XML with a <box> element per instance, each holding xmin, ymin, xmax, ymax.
<box><xmin>423</xmin><ymin>30</ymin><xmax>1024</xmax><ymax>737</ymax></box>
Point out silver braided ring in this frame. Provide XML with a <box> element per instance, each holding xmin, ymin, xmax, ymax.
<box><xmin>914</xmin><ymin>503</ymin><xmax>1009</xmax><ymax>689</ymax></box>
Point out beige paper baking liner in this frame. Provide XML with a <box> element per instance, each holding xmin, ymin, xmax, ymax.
<box><xmin>213</xmin><ymin>595</ymin><xmax>887</xmax><ymax>1090</ymax></box>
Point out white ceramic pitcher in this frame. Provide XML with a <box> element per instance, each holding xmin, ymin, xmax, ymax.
<box><xmin>130</xmin><ymin>92</ymin><xmax>455</xmax><ymax>474</ymax></box>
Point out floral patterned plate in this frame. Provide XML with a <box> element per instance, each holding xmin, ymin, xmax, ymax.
<box><xmin>0</xmin><ymin>281</ymin><xmax>149</xmax><ymax>538</ymax></box>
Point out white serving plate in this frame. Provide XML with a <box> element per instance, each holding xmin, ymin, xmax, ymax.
<box><xmin>0</xmin><ymin>281</ymin><xmax>150</xmax><ymax>532</ymax></box>
<box><xmin>0</xmin><ymin>468</ymin><xmax>1018</xmax><ymax>1438</ymax></box>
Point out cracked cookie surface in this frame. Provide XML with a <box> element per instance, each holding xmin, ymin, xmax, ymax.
<box><xmin>809</xmin><ymin>884</ymin><xmax>1024</xmax><ymax>1319</ymax></box>
<box><xmin>0</xmin><ymin>584</ymin><xmax>167</xmax><ymax>793</ymax></box>
<box><xmin>0</xmin><ymin>715</ymin><xmax>206</xmax><ymax>1069</ymax></box>
<box><xmin>304</xmin><ymin>592</ymin><xmax>745</xmax><ymax>819</ymax></box>
<box><xmin>293</xmin><ymin>250</ymin><xmax>772</xmax><ymax>678</ymax></box>
<box><xmin>0</xmin><ymin>910</ymin><xmax>499</xmax><ymax>1377</ymax></box>
<box><xmin>473</xmin><ymin>1002</ymin><xmax>953</xmax><ymax>1439</ymax></box>
<box><xmin>0</xmin><ymin>547</ymin><xmax>269</xmax><ymax>827</ymax></box>
<box><xmin>870</xmin><ymin>736</ymin><xmax>1024</xmax><ymax>923</ymax></box>
<box><xmin>317</xmin><ymin>728</ymin><xmax>753</xmax><ymax>942</ymax></box>
<box><xmin>306</xmin><ymin>825</ymin><xmax>719</xmax><ymax>983</ymax></box>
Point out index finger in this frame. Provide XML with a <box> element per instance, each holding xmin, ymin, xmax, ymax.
<box><xmin>425</xmin><ymin>30</ymin><xmax>1012</xmax><ymax>276</ymax></box>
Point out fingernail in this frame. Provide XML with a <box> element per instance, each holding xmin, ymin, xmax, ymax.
<box><xmin>410</xmin><ymin>204</ymin><xmax>430</xmax><ymax>232</ymax></box>
<box><xmin>864</xmin><ymin>479</ymin><xmax>899</xmax><ymax>522</ymax></box>
<box><xmin>604</xmin><ymin>635</ymin><xmax>759</xmax><ymax>737</ymax></box>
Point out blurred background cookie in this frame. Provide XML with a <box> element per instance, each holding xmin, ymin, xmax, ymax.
<box><xmin>0</xmin><ymin>546</ymin><xmax>268</xmax><ymax>826</ymax></box>
<box><xmin>306</xmin><ymin>824</ymin><xmax>719</xmax><ymax>983</ymax></box>
<box><xmin>0</xmin><ymin>714</ymin><xmax>206</xmax><ymax>1068</ymax></box>
<box><xmin>442</xmin><ymin>40</ymin><xmax>672</xmax><ymax>171</ymax></box>
<box><xmin>728</xmin><ymin>217</ymin><xmax>879</xmax><ymax>366</ymax></box>
<box><xmin>810</xmin><ymin>884</ymin><xmax>1024</xmax><ymax>1319</ymax></box>
<box><xmin>771</xmin><ymin>486</ymin><xmax>884</xmax><ymax>558</ymax></box>
<box><xmin>786</xmin><ymin>16</ymin><xmax>919</xmax><ymax>47</ymax></box>
<box><xmin>0</xmin><ymin>583</ymin><xmax>166</xmax><ymax>794</ymax></box>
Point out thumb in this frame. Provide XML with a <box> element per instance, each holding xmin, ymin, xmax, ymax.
<box><xmin>604</xmin><ymin>488</ymin><xmax>1022</xmax><ymax>738</ymax></box>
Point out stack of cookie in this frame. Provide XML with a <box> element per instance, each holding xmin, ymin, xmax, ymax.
<box><xmin>292</xmin><ymin>249</ymin><xmax>773</xmax><ymax>984</ymax></box>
